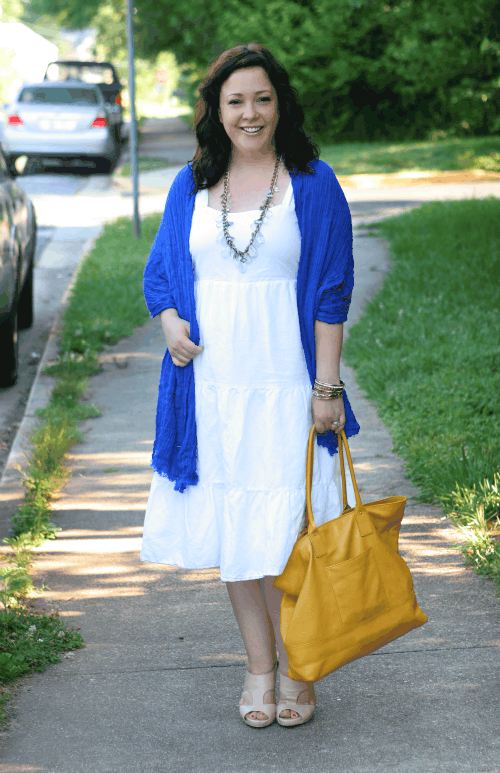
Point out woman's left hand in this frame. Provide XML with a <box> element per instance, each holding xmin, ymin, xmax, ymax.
<box><xmin>311</xmin><ymin>396</ymin><xmax>345</xmax><ymax>435</ymax></box>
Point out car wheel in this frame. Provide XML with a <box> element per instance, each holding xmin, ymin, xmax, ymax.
<box><xmin>18</xmin><ymin>259</ymin><xmax>34</xmax><ymax>330</ymax></box>
<box><xmin>95</xmin><ymin>156</ymin><xmax>113</xmax><ymax>174</ymax></box>
<box><xmin>0</xmin><ymin>304</ymin><xmax>19</xmax><ymax>388</ymax></box>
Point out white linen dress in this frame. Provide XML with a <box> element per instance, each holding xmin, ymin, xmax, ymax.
<box><xmin>140</xmin><ymin>181</ymin><xmax>355</xmax><ymax>582</ymax></box>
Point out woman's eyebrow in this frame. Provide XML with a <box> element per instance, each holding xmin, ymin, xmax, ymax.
<box><xmin>226</xmin><ymin>90</ymin><xmax>272</xmax><ymax>97</ymax></box>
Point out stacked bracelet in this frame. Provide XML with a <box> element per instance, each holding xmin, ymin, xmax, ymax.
<box><xmin>312</xmin><ymin>378</ymin><xmax>345</xmax><ymax>400</ymax></box>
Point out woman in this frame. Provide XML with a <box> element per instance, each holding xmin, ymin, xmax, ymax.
<box><xmin>141</xmin><ymin>43</ymin><xmax>359</xmax><ymax>728</ymax></box>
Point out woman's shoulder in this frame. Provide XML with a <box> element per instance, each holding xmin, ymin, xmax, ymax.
<box><xmin>164</xmin><ymin>163</ymin><xmax>196</xmax><ymax>204</ymax></box>
<box><xmin>306</xmin><ymin>158</ymin><xmax>338</xmax><ymax>185</ymax></box>
<box><xmin>171</xmin><ymin>163</ymin><xmax>196</xmax><ymax>191</ymax></box>
<box><xmin>293</xmin><ymin>159</ymin><xmax>342</xmax><ymax>197</ymax></box>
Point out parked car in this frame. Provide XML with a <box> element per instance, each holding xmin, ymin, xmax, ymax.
<box><xmin>44</xmin><ymin>60</ymin><xmax>123</xmax><ymax>140</ymax></box>
<box><xmin>2</xmin><ymin>81</ymin><xmax>120</xmax><ymax>174</ymax></box>
<box><xmin>0</xmin><ymin>145</ymin><xmax>36</xmax><ymax>387</ymax></box>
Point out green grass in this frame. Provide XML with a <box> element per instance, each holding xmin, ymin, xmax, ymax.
<box><xmin>116</xmin><ymin>158</ymin><xmax>175</xmax><ymax>177</ymax></box>
<box><xmin>344</xmin><ymin>198</ymin><xmax>500</xmax><ymax>590</ymax></box>
<box><xmin>52</xmin><ymin>214</ymin><xmax>159</xmax><ymax>358</ymax></box>
<box><xmin>1</xmin><ymin>214</ymin><xmax>161</xmax><ymax>716</ymax></box>
<box><xmin>321</xmin><ymin>136</ymin><xmax>500</xmax><ymax>176</ymax></box>
<box><xmin>0</xmin><ymin>609</ymin><xmax>84</xmax><ymax>681</ymax></box>
<box><xmin>0</xmin><ymin>607</ymin><xmax>84</xmax><ymax>723</ymax></box>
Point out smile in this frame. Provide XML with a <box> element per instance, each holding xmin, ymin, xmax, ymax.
<box><xmin>240</xmin><ymin>127</ymin><xmax>263</xmax><ymax>134</ymax></box>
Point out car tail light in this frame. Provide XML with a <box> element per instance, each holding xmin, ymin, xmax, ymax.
<box><xmin>8</xmin><ymin>115</ymin><xmax>23</xmax><ymax>126</ymax></box>
<box><xmin>91</xmin><ymin>116</ymin><xmax>107</xmax><ymax>128</ymax></box>
<box><xmin>115</xmin><ymin>94</ymin><xmax>121</xmax><ymax>106</ymax></box>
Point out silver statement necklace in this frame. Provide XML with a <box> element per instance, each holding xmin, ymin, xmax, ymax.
<box><xmin>220</xmin><ymin>157</ymin><xmax>281</xmax><ymax>266</ymax></box>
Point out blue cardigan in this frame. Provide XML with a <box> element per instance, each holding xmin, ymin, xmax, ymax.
<box><xmin>143</xmin><ymin>159</ymin><xmax>360</xmax><ymax>492</ymax></box>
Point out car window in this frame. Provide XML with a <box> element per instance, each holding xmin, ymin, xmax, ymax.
<box><xmin>19</xmin><ymin>87</ymin><xmax>99</xmax><ymax>106</ymax></box>
<box><xmin>45</xmin><ymin>63</ymin><xmax>116</xmax><ymax>85</ymax></box>
<box><xmin>0</xmin><ymin>151</ymin><xmax>8</xmax><ymax>180</ymax></box>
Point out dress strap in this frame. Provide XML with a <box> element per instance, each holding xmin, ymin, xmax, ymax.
<box><xmin>282</xmin><ymin>179</ymin><xmax>294</xmax><ymax>209</ymax></box>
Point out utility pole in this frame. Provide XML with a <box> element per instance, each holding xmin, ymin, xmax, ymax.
<box><xmin>126</xmin><ymin>0</ymin><xmax>140</xmax><ymax>238</ymax></box>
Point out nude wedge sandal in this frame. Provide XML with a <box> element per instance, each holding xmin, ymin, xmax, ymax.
<box><xmin>277</xmin><ymin>673</ymin><xmax>316</xmax><ymax>727</ymax></box>
<box><xmin>239</xmin><ymin>665</ymin><xmax>277</xmax><ymax>728</ymax></box>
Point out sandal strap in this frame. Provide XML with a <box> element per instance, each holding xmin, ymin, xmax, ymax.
<box><xmin>239</xmin><ymin>667</ymin><xmax>277</xmax><ymax>721</ymax></box>
<box><xmin>277</xmin><ymin>701</ymin><xmax>315</xmax><ymax>724</ymax></box>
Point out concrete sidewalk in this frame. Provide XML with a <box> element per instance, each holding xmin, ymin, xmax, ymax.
<box><xmin>0</xmin><ymin>212</ymin><xmax>498</xmax><ymax>771</ymax></box>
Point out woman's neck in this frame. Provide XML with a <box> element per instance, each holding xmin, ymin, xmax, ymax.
<box><xmin>229</xmin><ymin>147</ymin><xmax>278</xmax><ymax>175</ymax></box>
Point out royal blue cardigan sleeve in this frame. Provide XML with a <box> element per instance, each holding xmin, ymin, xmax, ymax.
<box><xmin>313</xmin><ymin>166</ymin><xmax>354</xmax><ymax>325</ymax></box>
<box><xmin>143</xmin><ymin>187</ymin><xmax>177</xmax><ymax>318</ymax></box>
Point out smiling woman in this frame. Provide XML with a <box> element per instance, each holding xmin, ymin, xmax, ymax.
<box><xmin>141</xmin><ymin>43</ymin><xmax>359</xmax><ymax>730</ymax></box>
<box><xmin>219</xmin><ymin>68</ymin><xmax>278</xmax><ymax>159</ymax></box>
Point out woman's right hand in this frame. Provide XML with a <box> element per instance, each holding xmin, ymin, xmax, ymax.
<box><xmin>160</xmin><ymin>308</ymin><xmax>204</xmax><ymax>367</ymax></box>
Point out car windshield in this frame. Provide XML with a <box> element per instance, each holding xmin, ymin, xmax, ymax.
<box><xmin>19</xmin><ymin>87</ymin><xmax>99</xmax><ymax>106</ymax></box>
<box><xmin>45</xmin><ymin>63</ymin><xmax>116</xmax><ymax>85</ymax></box>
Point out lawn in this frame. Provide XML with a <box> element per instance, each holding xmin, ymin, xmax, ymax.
<box><xmin>116</xmin><ymin>158</ymin><xmax>176</xmax><ymax>177</ymax></box>
<box><xmin>344</xmin><ymin>198</ymin><xmax>500</xmax><ymax>588</ymax></box>
<box><xmin>321</xmin><ymin>136</ymin><xmax>500</xmax><ymax>175</ymax></box>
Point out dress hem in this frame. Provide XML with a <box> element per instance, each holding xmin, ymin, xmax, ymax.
<box><xmin>139</xmin><ymin>555</ymin><xmax>288</xmax><ymax>583</ymax></box>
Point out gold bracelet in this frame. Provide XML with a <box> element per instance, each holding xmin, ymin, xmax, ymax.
<box><xmin>312</xmin><ymin>389</ymin><xmax>344</xmax><ymax>400</ymax></box>
<box><xmin>314</xmin><ymin>378</ymin><xmax>345</xmax><ymax>389</ymax></box>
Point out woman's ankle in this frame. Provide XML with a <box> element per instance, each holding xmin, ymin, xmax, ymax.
<box><xmin>246</xmin><ymin>658</ymin><xmax>276</xmax><ymax>676</ymax></box>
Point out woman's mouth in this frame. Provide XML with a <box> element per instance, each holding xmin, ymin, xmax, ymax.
<box><xmin>240</xmin><ymin>126</ymin><xmax>263</xmax><ymax>134</ymax></box>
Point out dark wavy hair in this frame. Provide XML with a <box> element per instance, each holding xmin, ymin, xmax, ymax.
<box><xmin>191</xmin><ymin>43</ymin><xmax>319</xmax><ymax>191</ymax></box>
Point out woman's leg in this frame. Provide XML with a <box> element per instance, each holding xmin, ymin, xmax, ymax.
<box><xmin>226</xmin><ymin>579</ymin><xmax>276</xmax><ymax>721</ymax></box>
<box><xmin>262</xmin><ymin>576</ymin><xmax>316</xmax><ymax>719</ymax></box>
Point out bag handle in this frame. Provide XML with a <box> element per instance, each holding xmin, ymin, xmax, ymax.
<box><xmin>305</xmin><ymin>427</ymin><xmax>365</xmax><ymax>536</ymax></box>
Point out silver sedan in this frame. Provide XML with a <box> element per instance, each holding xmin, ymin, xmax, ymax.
<box><xmin>2</xmin><ymin>81</ymin><xmax>120</xmax><ymax>174</ymax></box>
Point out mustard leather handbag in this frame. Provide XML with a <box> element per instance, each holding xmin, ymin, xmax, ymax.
<box><xmin>273</xmin><ymin>427</ymin><xmax>427</xmax><ymax>683</ymax></box>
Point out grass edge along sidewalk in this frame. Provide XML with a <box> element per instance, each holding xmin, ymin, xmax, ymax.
<box><xmin>345</xmin><ymin>197</ymin><xmax>500</xmax><ymax>593</ymax></box>
<box><xmin>320</xmin><ymin>135</ymin><xmax>500</xmax><ymax>176</ymax></box>
<box><xmin>0</xmin><ymin>214</ymin><xmax>161</xmax><ymax>724</ymax></box>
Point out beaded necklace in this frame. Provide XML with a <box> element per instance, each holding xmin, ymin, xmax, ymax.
<box><xmin>220</xmin><ymin>157</ymin><xmax>281</xmax><ymax>265</ymax></box>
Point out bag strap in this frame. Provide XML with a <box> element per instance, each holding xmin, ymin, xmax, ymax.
<box><xmin>305</xmin><ymin>426</ymin><xmax>365</xmax><ymax>535</ymax></box>
<box><xmin>337</xmin><ymin>433</ymin><xmax>348</xmax><ymax>511</ymax></box>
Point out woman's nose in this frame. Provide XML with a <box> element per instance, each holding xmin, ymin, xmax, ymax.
<box><xmin>241</xmin><ymin>99</ymin><xmax>258</xmax><ymax>120</ymax></box>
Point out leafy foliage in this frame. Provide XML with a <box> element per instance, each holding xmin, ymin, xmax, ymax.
<box><xmin>30</xmin><ymin>0</ymin><xmax>500</xmax><ymax>140</ymax></box>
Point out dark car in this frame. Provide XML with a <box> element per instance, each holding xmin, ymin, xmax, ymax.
<box><xmin>44</xmin><ymin>61</ymin><xmax>123</xmax><ymax>142</ymax></box>
<box><xmin>0</xmin><ymin>145</ymin><xmax>36</xmax><ymax>387</ymax></box>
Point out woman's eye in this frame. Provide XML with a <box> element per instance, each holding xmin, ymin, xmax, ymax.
<box><xmin>259</xmin><ymin>97</ymin><xmax>271</xmax><ymax>102</ymax></box>
<box><xmin>228</xmin><ymin>100</ymin><xmax>241</xmax><ymax>105</ymax></box>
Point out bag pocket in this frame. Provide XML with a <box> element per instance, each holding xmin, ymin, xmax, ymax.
<box><xmin>326</xmin><ymin>547</ymin><xmax>390</xmax><ymax>630</ymax></box>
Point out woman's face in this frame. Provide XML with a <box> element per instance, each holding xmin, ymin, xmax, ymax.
<box><xmin>219</xmin><ymin>66</ymin><xmax>279</xmax><ymax>158</ymax></box>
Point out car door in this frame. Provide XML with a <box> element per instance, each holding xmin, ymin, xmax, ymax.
<box><xmin>0</xmin><ymin>149</ymin><xmax>28</xmax><ymax>266</ymax></box>
<box><xmin>0</xmin><ymin>188</ymin><xmax>14</xmax><ymax>318</ymax></box>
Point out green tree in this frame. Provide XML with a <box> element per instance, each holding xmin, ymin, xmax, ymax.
<box><xmin>0</xmin><ymin>0</ymin><xmax>23</xmax><ymax>21</ymax></box>
<box><xmin>28</xmin><ymin>0</ymin><xmax>500</xmax><ymax>140</ymax></box>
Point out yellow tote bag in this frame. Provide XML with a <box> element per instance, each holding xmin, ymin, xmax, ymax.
<box><xmin>274</xmin><ymin>427</ymin><xmax>427</xmax><ymax>683</ymax></box>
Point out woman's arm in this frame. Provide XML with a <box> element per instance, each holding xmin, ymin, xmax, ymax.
<box><xmin>314</xmin><ymin>320</ymin><xmax>342</xmax><ymax>383</ymax></box>
<box><xmin>312</xmin><ymin>320</ymin><xmax>345</xmax><ymax>435</ymax></box>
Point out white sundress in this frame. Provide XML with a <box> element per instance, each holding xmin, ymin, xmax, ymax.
<box><xmin>140</xmin><ymin>180</ymin><xmax>355</xmax><ymax>582</ymax></box>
